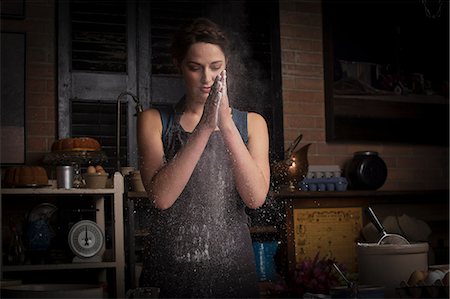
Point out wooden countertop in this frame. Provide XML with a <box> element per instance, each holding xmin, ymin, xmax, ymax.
<box><xmin>272</xmin><ymin>189</ymin><xmax>449</xmax><ymax>199</ymax></box>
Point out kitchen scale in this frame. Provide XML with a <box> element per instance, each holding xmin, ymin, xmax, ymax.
<box><xmin>68</xmin><ymin>220</ymin><xmax>104</xmax><ymax>262</ymax></box>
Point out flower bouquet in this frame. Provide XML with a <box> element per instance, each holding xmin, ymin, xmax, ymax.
<box><xmin>270</xmin><ymin>252</ymin><xmax>348</xmax><ymax>297</ymax></box>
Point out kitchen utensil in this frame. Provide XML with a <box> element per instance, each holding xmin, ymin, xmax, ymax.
<box><xmin>68</xmin><ymin>220</ymin><xmax>104</xmax><ymax>262</ymax></box>
<box><xmin>271</xmin><ymin>133</ymin><xmax>311</xmax><ymax>187</ymax></box>
<box><xmin>333</xmin><ymin>263</ymin><xmax>354</xmax><ymax>289</ymax></box>
<box><xmin>285</xmin><ymin>133</ymin><xmax>303</xmax><ymax>158</ymax></box>
<box><xmin>366</xmin><ymin>207</ymin><xmax>410</xmax><ymax>245</ymax></box>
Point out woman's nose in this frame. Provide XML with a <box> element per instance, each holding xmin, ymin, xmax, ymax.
<box><xmin>201</xmin><ymin>69</ymin><xmax>214</xmax><ymax>84</ymax></box>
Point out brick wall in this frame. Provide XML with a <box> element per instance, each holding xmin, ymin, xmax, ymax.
<box><xmin>1</xmin><ymin>0</ymin><xmax>56</xmax><ymax>165</ymax></box>
<box><xmin>2</xmin><ymin>0</ymin><xmax>448</xmax><ymax>190</ymax></box>
<box><xmin>279</xmin><ymin>0</ymin><xmax>449</xmax><ymax>190</ymax></box>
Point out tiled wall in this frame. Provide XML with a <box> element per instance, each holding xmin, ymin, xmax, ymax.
<box><xmin>279</xmin><ymin>0</ymin><xmax>449</xmax><ymax>190</ymax></box>
<box><xmin>2</xmin><ymin>0</ymin><xmax>448</xmax><ymax>190</ymax></box>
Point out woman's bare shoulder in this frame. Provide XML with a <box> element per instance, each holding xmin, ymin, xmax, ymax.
<box><xmin>140</xmin><ymin>107</ymin><xmax>161</xmax><ymax>119</ymax></box>
<box><xmin>247</xmin><ymin>111</ymin><xmax>268</xmax><ymax>142</ymax></box>
<box><xmin>138</xmin><ymin>108</ymin><xmax>163</xmax><ymax>133</ymax></box>
<box><xmin>248</xmin><ymin>111</ymin><xmax>268</xmax><ymax>127</ymax></box>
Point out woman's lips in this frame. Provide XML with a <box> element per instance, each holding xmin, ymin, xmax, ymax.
<box><xmin>201</xmin><ymin>86</ymin><xmax>211</xmax><ymax>94</ymax></box>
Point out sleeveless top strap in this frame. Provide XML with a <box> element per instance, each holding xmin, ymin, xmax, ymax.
<box><xmin>231</xmin><ymin>108</ymin><xmax>248</xmax><ymax>145</ymax></box>
<box><xmin>158</xmin><ymin>105</ymin><xmax>175</xmax><ymax>147</ymax></box>
<box><xmin>154</xmin><ymin>105</ymin><xmax>175</xmax><ymax>160</ymax></box>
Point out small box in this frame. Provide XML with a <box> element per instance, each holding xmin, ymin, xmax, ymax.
<box><xmin>307</xmin><ymin>165</ymin><xmax>342</xmax><ymax>179</ymax></box>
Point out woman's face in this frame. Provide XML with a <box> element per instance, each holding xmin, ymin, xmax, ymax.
<box><xmin>180</xmin><ymin>42</ymin><xmax>226</xmax><ymax>102</ymax></box>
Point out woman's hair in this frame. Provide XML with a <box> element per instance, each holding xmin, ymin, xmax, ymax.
<box><xmin>170</xmin><ymin>18</ymin><xmax>230</xmax><ymax>65</ymax></box>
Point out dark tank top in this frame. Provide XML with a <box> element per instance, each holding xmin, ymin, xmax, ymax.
<box><xmin>139</xmin><ymin>103</ymin><xmax>259</xmax><ymax>298</ymax></box>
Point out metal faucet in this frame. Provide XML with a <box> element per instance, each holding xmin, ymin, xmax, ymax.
<box><xmin>116</xmin><ymin>91</ymin><xmax>143</xmax><ymax>171</ymax></box>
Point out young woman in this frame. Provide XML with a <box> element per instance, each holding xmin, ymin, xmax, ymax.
<box><xmin>137</xmin><ymin>17</ymin><xmax>270</xmax><ymax>298</ymax></box>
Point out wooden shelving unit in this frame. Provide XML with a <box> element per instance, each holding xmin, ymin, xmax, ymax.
<box><xmin>0</xmin><ymin>172</ymin><xmax>125</xmax><ymax>298</ymax></box>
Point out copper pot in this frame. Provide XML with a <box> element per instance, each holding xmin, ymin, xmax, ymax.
<box><xmin>272</xmin><ymin>134</ymin><xmax>311</xmax><ymax>187</ymax></box>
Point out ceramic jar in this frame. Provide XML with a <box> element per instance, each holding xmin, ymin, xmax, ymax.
<box><xmin>345</xmin><ymin>151</ymin><xmax>387</xmax><ymax>190</ymax></box>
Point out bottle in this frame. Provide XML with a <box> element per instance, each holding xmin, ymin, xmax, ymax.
<box><xmin>8</xmin><ymin>224</ymin><xmax>25</xmax><ymax>265</ymax></box>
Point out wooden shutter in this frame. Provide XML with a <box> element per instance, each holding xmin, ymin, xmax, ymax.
<box><xmin>71</xmin><ymin>100</ymin><xmax>127</xmax><ymax>173</ymax></box>
<box><xmin>63</xmin><ymin>0</ymin><xmax>133</xmax><ymax>173</ymax></box>
<box><xmin>71</xmin><ymin>0</ymin><xmax>127</xmax><ymax>73</ymax></box>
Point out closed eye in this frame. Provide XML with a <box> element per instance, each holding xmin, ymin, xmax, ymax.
<box><xmin>188</xmin><ymin>64</ymin><xmax>201</xmax><ymax>71</ymax></box>
<box><xmin>210</xmin><ymin>62</ymin><xmax>222</xmax><ymax>70</ymax></box>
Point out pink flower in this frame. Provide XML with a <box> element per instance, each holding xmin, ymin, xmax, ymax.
<box><xmin>279</xmin><ymin>252</ymin><xmax>345</xmax><ymax>297</ymax></box>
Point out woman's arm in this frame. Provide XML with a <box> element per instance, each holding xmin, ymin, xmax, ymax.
<box><xmin>137</xmin><ymin>108</ymin><xmax>214</xmax><ymax>210</ymax></box>
<box><xmin>137</xmin><ymin>81</ymin><xmax>222</xmax><ymax>210</ymax></box>
<box><xmin>217</xmin><ymin>72</ymin><xmax>270</xmax><ymax>208</ymax></box>
<box><xmin>219</xmin><ymin>111</ymin><xmax>270</xmax><ymax>209</ymax></box>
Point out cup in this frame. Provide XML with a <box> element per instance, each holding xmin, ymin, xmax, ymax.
<box><xmin>56</xmin><ymin>165</ymin><xmax>73</xmax><ymax>189</ymax></box>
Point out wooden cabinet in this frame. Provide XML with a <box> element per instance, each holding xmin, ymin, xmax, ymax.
<box><xmin>1</xmin><ymin>172</ymin><xmax>125</xmax><ymax>298</ymax></box>
<box><xmin>274</xmin><ymin>189</ymin><xmax>449</xmax><ymax>274</ymax></box>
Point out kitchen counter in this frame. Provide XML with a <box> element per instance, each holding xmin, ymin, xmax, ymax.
<box><xmin>271</xmin><ymin>189</ymin><xmax>449</xmax><ymax>274</ymax></box>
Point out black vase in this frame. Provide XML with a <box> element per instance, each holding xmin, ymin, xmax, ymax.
<box><xmin>345</xmin><ymin>151</ymin><xmax>387</xmax><ymax>190</ymax></box>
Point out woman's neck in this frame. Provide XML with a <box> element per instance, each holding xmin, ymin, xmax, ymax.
<box><xmin>180</xmin><ymin>96</ymin><xmax>205</xmax><ymax>132</ymax></box>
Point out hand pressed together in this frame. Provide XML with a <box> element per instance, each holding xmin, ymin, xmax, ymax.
<box><xmin>199</xmin><ymin>74</ymin><xmax>223</xmax><ymax>132</ymax></box>
<box><xmin>217</xmin><ymin>70</ymin><xmax>233</xmax><ymax>130</ymax></box>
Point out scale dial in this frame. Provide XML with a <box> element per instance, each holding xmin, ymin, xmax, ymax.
<box><xmin>68</xmin><ymin>220</ymin><xmax>104</xmax><ymax>258</ymax></box>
